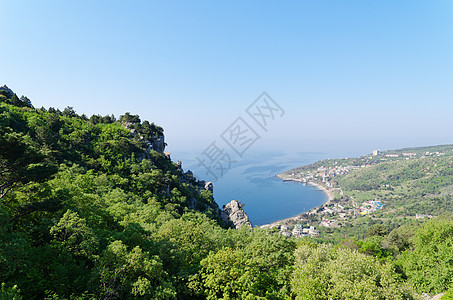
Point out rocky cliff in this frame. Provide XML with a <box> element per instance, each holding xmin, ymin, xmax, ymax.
<box><xmin>221</xmin><ymin>200</ymin><xmax>252</xmax><ymax>229</ymax></box>
<box><xmin>125</xmin><ymin>122</ymin><xmax>251</xmax><ymax>229</ymax></box>
<box><xmin>125</xmin><ymin>123</ymin><xmax>166</xmax><ymax>155</ymax></box>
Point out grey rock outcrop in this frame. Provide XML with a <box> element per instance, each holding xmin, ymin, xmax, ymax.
<box><xmin>142</xmin><ymin>135</ymin><xmax>165</xmax><ymax>155</ymax></box>
<box><xmin>204</xmin><ymin>182</ymin><xmax>213</xmax><ymax>193</ymax></box>
<box><xmin>197</xmin><ymin>180</ymin><xmax>213</xmax><ymax>193</ymax></box>
<box><xmin>221</xmin><ymin>200</ymin><xmax>252</xmax><ymax>229</ymax></box>
<box><xmin>122</xmin><ymin>121</ymin><xmax>165</xmax><ymax>155</ymax></box>
<box><xmin>151</xmin><ymin>135</ymin><xmax>165</xmax><ymax>154</ymax></box>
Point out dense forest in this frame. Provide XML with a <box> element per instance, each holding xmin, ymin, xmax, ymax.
<box><xmin>1</xmin><ymin>86</ymin><xmax>453</xmax><ymax>299</ymax></box>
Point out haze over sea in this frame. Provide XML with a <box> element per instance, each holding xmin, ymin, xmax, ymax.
<box><xmin>173</xmin><ymin>150</ymin><xmax>332</xmax><ymax>226</ymax></box>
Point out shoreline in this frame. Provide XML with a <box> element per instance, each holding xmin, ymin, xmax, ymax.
<box><xmin>259</xmin><ymin>175</ymin><xmax>334</xmax><ymax>228</ymax></box>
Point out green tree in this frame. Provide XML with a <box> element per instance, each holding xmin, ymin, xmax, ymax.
<box><xmin>50</xmin><ymin>210</ymin><xmax>99</xmax><ymax>259</ymax></box>
<box><xmin>291</xmin><ymin>243</ymin><xmax>416</xmax><ymax>299</ymax></box>
<box><xmin>198</xmin><ymin>229</ymin><xmax>294</xmax><ymax>299</ymax></box>
<box><xmin>63</xmin><ymin>106</ymin><xmax>76</xmax><ymax>118</ymax></box>
<box><xmin>399</xmin><ymin>217</ymin><xmax>453</xmax><ymax>294</ymax></box>
<box><xmin>0</xmin><ymin>283</ymin><xmax>22</xmax><ymax>300</ymax></box>
<box><xmin>19</xmin><ymin>96</ymin><xmax>32</xmax><ymax>108</ymax></box>
<box><xmin>119</xmin><ymin>112</ymin><xmax>140</xmax><ymax>124</ymax></box>
<box><xmin>92</xmin><ymin>240</ymin><xmax>175</xmax><ymax>299</ymax></box>
<box><xmin>198</xmin><ymin>247</ymin><xmax>251</xmax><ymax>300</ymax></box>
<box><xmin>10</xmin><ymin>94</ymin><xmax>21</xmax><ymax>107</ymax></box>
<box><xmin>366</xmin><ymin>224</ymin><xmax>389</xmax><ymax>237</ymax></box>
<box><xmin>0</xmin><ymin>130</ymin><xmax>56</xmax><ymax>199</ymax></box>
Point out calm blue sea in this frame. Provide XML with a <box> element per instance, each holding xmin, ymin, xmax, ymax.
<box><xmin>171</xmin><ymin>151</ymin><xmax>329</xmax><ymax>226</ymax></box>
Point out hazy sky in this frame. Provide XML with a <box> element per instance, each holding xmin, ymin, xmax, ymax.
<box><xmin>1</xmin><ymin>1</ymin><xmax>452</xmax><ymax>156</ymax></box>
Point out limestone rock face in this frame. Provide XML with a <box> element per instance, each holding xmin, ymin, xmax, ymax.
<box><xmin>151</xmin><ymin>135</ymin><xmax>165</xmax><ymax>154</ymax></box>
<box><xmin>142</xmin><ymin>135</ymin><xmax>165</xmax><ymax>155</ymax></box>
<box><xmin>204</xmin><ymin>182</ymin><xmax>213</xmax><ymax>193</ymax></box>
<box><xmin>221</xmin><ymin>200</ymin><xmax>252</xmax><ymax>229</ymax></box>
<box><xmin>123</xmin><ymin>122</ymin><xmax>165</xmax><ymax>155</ymax></box>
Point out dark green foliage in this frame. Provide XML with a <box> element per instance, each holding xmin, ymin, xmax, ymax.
<box><xmin>382</xmin><ymin>223</ymin><xmax>415</xmax><ymax>254</ymax></box>
<box><xmin>119</xmin><ymin>112</ymin><xmax>140</xmax><ymax>124</ymax></box>
<box><xmin>19</xmin><ymin>96</ymin><xmax>32</xmax><ymax>108</ymax></box>
<box><xmin>63</xmin><ymin>106</ymin><xmax>77</xmax><ymax>118</ymax></box>
<box><xmin>1</xmin><ymin>89</ymin><xmax>453</xmax><ymax>298</ymax></box>
<box><xmin>0</xmin><ymin>128</ymin><xmax>57</xmax><ymax>199</ymax></box>
<box><xmin>10</xmin><ymin>94</ymin><xmax>21</xmax><ymax>107</ymax></box>
<box><xmin>366</xmin><ymin>224</ymin><xmax>389</xmax><ymax>237</ymax></box>
<box><xmin>0</xmin><ymin>282</ymin><xmax>22</xmax><ymax>300</ymax></box>
<box><xmin>0</xmin><ymin>97</ymin><xmax>222</xmax><ymax>299</ymax></box>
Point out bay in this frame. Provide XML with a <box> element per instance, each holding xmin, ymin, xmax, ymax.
<box><xmin>171</xmin><ymin>150</ymin><xmax>329</xmax><ymax>226</ymax></box>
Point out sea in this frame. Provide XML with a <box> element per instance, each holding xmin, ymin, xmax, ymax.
<box><xmin>169</xmin><ymin>138</ymin><xmax>448</xmax><ymax>225</ymax></box>
<box><xmin>171</xmin><ymin>150</ymin><xmax>331</xmax><ymax>226</ymax></box>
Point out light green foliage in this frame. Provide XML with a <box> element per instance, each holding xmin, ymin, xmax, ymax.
<box><xmin>199</xmin><ymin>247</ymin><xmax>247</xmax><ymax>299</ymax></box>
<box><xmin>50</xmin><ymin>210</ymin><xmax>99</xmax><ymax>259</ymax></box>
<box><xmin>399</xmin><ymin>217</ymin><xmax>453</xmax><ymax>294</ymax></box>
<box><xmin>93</xmin><ymin>240</ymin><xmax>176</xmax><ymax>299</ymax></box>
<box><xmin>442</xmin><ymin>290</ymin><xmax>453</xmax><ymax>299</ymax></box>
<box><xmin>158</xmin><ymin>213</ymin><xmax>220</xmax><ymax>271</ymax></box>
<box><xmin>291</xmin><ymin>243</ymin><xmax>417</xmax><ymax>300</ymax></box>
<box><xmin>198</xmin><ymin>229</ymin><xmax>295</xmax><ymax>299</ymax></box>
<box><xmin>291</xmin><ymin>243</ymin><xmax>332</xmax><ymax>299</ymax></box>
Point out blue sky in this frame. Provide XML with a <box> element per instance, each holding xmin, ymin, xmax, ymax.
<box><xmin>1</xmin><ymin>1</ymin><xmax>452</xmax><ymax>156</ymax></box>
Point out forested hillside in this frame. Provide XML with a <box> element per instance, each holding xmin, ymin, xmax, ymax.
<box><xmin>1</xmin><ymin>86</ymin><xmax>453</xmax><ymax>299</ymax></box>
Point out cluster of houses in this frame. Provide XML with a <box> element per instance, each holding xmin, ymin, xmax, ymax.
<box><xmin>318</xmin><ymin>203</ymin><xmax>345</xmax><ymax>215</ymax></box>
<box><xmin>320</xmin><ymin>219</ymin><xmax>337</xmax><ymax>227</ymax></box>
<box><xmin>315</xmin><ymin>199</ymin><xmax>384</xmax><ymax>219</ymax></box>
<box><xmin>384</xmin><ymin>152</ymin><xmax>417</xmax><ymax>158</ymax></box>
<box><xmin>317</xmin><ymin>164</ymin><xmax>375</xmax><ymax>179</ymax></box>
<box><xmin>278</xmin><ymin>224</ymin><xmax>319</xmax><ymax>238</ymax></box>
<box><xmin>318</xmin><ymin>164</ymin><xmax>378</xmax><ymax>187</ymax></box>
<box><xmin>286</xmin><ymin>156</ymin><xmax>383</xmax><ymax>187</ymax></box>
<box><xmin>290</xmin><ymin>149</ymin><xmax>450</xmax><ymax>189</ymax></box>
<box><xmin>383</xmin><ymin>151</ymin><xmax>446</xmax><ymax>159</ymax></box>
<box><xmin>416</xmin><ymin>214</ymin><xmax>433</xmax><ymax>219</ymax></box>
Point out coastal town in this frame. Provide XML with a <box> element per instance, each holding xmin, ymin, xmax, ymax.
<box><xmin>263</xmin><ymin>147</ymin><xmax>452</xmax><ymax>238</ymax></box>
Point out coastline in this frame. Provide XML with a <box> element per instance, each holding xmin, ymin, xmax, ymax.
<box><xmin>306</xmin><ymin>181</ymin><xmax>335</xmax><ymax>203</ymax></box>
<box><xmin>260</xmin><ymin>175</ymin><xmax>334</xmax><ymax>228</ymax></box>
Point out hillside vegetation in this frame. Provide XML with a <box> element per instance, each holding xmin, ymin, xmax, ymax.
<box><xmin>281</xmin><ymin>145</ymin><xmax>453</xmax><ymax>237</ymax></box>
<box><xmin>1</xmin><ymin>86</ymin><xmax>453</xmax><ymax>299</ymax></box>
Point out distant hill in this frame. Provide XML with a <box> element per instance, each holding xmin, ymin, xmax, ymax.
<box><xmin>280</xmin><ymin>144</ymin><xmax>453</xmax><ymax>238</ymax></box>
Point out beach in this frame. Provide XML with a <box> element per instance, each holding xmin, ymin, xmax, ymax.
<box><xmin>260</xmin><ymin>176</ymin><xmax>334</xmax><ymax>228</ymax></box>
<box><xmin>306</xmin><ymin>181</ymin><xmax>335</xmax><ymax>202</ymax></box>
